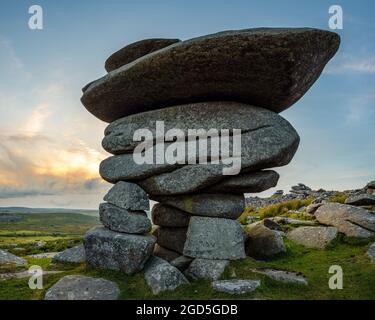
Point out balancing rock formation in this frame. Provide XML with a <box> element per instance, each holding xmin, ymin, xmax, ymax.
<box><xmin>81</xmin><ymin>28</ymin><xmax>340</xmax><ymax>285</ymax></box>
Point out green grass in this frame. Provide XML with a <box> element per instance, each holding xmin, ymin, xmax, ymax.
<box><xmin>1</xmin><ymin>209</ymin><xmax>375</xmax><ymax>300</ymax></box>
<box><xmin>239</xmin><ymin>199</ymin><xmax>313</xmax><ymax>224</ymax></box>
<box><xmin>2</xmin><ymin>236</ymin><xmax>375</xmax><ymax>300</ymax></box>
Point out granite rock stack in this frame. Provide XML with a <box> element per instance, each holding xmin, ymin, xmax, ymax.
<box><xmin>81</xmin><ymin>28</ymin><xmax>340</xmax><ymax>281</ymax></box>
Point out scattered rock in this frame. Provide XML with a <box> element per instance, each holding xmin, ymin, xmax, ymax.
<box><xmin>183</xmin><ymin>217</ymin><xmax>246</xmax><ymax>260</ymax></box>
<box><xmin>315</xmin><ymin>203</ymin><xmax>375</xmax><ymax>238</ymax></box>
<box><xmin>52</xmin><ymin>245</ymin><xmax>86</xmax><ymax>264</ymax></box>
<box><xmin>84</xmin><ymin>227</ymin><xmax>156</xmax><ymax>274</ymax></box>
<box><xmin>152</xmin><ymin>204</ymin><xmax>190</xmax><ymax>227</ymax></box>
<box><xmin>144</xmin><ymin>256</ymin><xmax>189</xmax><ymax>295</ymax></box>
<box><xmin>345</xmin><ymin>194</ymin><xmax>375</xmax><ymax>206</ymax></box>
<box><xmin>44</xmin><ymin>275</ymin><xmax>120</xmax><ymax>300</ymax></box>
<box><xmin>170</xmin><ymin>256</ymin><xmax>193</xmax><ymax>272</ymax></box>
<box><xmin>212</xmin><ymin>279</ymin><xmax>261</xmax><ymax>295</ymax></box>
<box><xmin>103</xmin><ymin>181</ymin><xmax>149</xmax><ymax>211</ymax></box>
<box><xmin>250</xmin><ymin>268</ymin><xmax>307</xmax><ymax>285</ymax></box>
<box><xmin>245</xmin><ymin>221</ymin><xmax>286</xmax><ymax>259</ymax></box>
<box><xmin>367</xmin><ymin>243</ymin><xmax>375</xmax><ymax>263</ymax></box>
<box><xmin>82</xmin><ymin>28</ymin><xmax>340</xmax><ymax>122</ymax></box>
<box><xmin>0</xmin><ymin>249</ymin><xmax>27</xmax><ymax>265</ymax></box>
<box><xmin>185</xmin><ymin>258</ymin><xmax>229</xmax><ymax>280</ymax></box>
<box><xmin>152</xmin><ymin>227</ymin><xmax>188</xmax><ymax>254</ymax></box>
<box><xmin>99</xmin><ymin>203</ymin><xmax>151</xmax><ymax>234</ymax></box>
<box><xmin>153</xmin><ymin>244</ymin><xmax>180</xmax><ymax>262</ymax></box>
<box><xmin>287</xmin><ymin>227</ymin><xmax>338</xmax><ymax>249</ymax></box>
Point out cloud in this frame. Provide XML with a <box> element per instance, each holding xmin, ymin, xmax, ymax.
<box><xmin>325</xmin><ymin>55</ymin><xmax>375</xmax><ymax>74</ymax></box>
<box><xmin>0</xmin><ymin>133</ymin><xmax>108</xmax><ymax>200</ymax></box>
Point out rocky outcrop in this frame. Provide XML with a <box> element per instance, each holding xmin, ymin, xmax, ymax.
<box><xmin>80</xmin><ymin>27</ymin><xmax>339</xmax><ymax>295</ymax></box>
<box><xmin>315</xmin><ymin>203</ymin><xmax>375</xmax><ymax>238</ymax></box>
<box><xmin>44</xmin><ymin>275</ymin><xmax>120</xmax><ymax>300</ymax></box>
<box><xmin>345</xmin><ymin>194</ymin><xmax>375</xmax><ymax>206</ymax></box>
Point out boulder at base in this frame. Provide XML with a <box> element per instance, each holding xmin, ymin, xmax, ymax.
<box><xmin>144</xmin><ymin>256</ymin><xmax>189</xmax><ymax>295</ymax></box>
<box><xmin>212</xmin><ymin>279</ymin><xmax>261</xmax><ymax>295</ymax></box>
<box><xmin>84</xmin><ymin>227</ymin><xmax>155</xmax><ymax>274</ymax></box>
<box><xmin>183</xmin><ymin>217</ymin><xmax>246</xmax><ymax>260</ymax></box>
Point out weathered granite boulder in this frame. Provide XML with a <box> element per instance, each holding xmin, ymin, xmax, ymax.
<box><xmin>245</xmin><ymin>221</ymin><xmax>286</xmax><ymax>259</ymax></box>
<box><xmin>44</xmin><ymin>275</ymin><xmax>120</xmax><ymax>300</ymax></box>
<box><xmin>152</xmin><ymin>227</ymin><xmax>187</xmax><ymax>254</ymax></box>
<box><xmin>105</xmin><ymin>38</ymin><xmax>180</xmax><ymax>72</ymax></box>
<box><xmin>84</xmin><ymin>227</ymin><xmax>155</xmax><ymax>274</ymax></box>
<box><xmin>0</xmin><ymin>249</ymin><xmax>27</xmax><ymax>266</ymax></box>
<box><xmin>152</xmin><ymin>203</ymin><xmax>191</xmax><ymax>227</ymax></box>
<box><xmin>367</xmin><ymin>243</ymin><xmax>375</xmax><ymax>263</ymax></box>
<box><xmin>144</xmin><ymin>256</ymin><xmax>189</xmax><ymax>295</ymax></box>
<box><xmin>212</xmin><ymin>279</ymin><xmax>261</xmax><ymax>295</ymax></box>
<box><xmin>287</xmin><ymin>226</ymin><xmax>338</xmax><ymax>249</ymax></box>
<box><xmin>81</xmin><ymin>28</ymin><xmax>340</xmax><ymax>122</ymax></box>
<box><xmin>250</xmin><ymin>268</ymin><xmax>307</xmax><ymax>285</ymax></box>
<box><xmin>183</xmin><ymin>217</ymin><xmax>246</xmax><ymax>260</ymax></box>
<box><xmin>315</xmin><ymin>203</ymin><xmax>375</xmax><ymax>238</ymax></box>
<box><xmin>151</xmin><ymin>194</ymin><xmax>244</xmax><ymax>219</ymax></box>
<box><xmin>99</xmin><ymin>203</ymin><xmax>151</xmax><ymax>234</ymax></box>
<box><xmin>52</xmin><ymin>245</ymin><xmax>86</xmax><ymax>264</ymax></box>
<box><xmin>153</xmin><ymin>244</ymin><xmax>180</xmax><ymax>262</ymax></box>
<box><xmin>185</xmin><ymin>258</ymin><xmax>229</xmax><ymax>280</ymax></box>
<box><xmin>104</xmin><ymin>181</ymin><xmax>149</xmax><ymax>211</ymax></box>
<box><xmin>345</xmin><ymin>194</ymin><xmax>375</xmax><ymax>206</ymax></box>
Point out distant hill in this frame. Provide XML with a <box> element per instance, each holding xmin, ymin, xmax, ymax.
<box><xmin>0</xmin><ymin>206</ymin><xmax>98</xmax><ymax>217</ymax></box>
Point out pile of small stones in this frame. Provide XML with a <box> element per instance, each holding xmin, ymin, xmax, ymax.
<box><xmin>80</xmin><ymin>27</ymin><xmax>340</xmax><ymax>292</ymax></box>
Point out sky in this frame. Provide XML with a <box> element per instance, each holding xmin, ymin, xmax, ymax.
<box><xmin>0</xmin><ymin>0</ymin><xmax>374</xmax><ymax>209</ymax></box>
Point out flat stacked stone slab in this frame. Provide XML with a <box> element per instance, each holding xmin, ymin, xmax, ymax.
<box><xmin>82</xmin><ymin>28</ymin><xmax>340</xmax><ymax>122</ymax></box>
